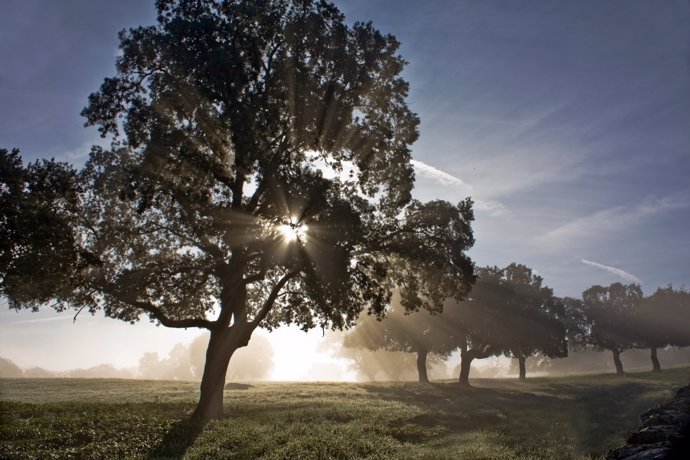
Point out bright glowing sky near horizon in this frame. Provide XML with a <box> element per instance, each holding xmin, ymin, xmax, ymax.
<box><xmin>1</xmin><ymin>0</ymin><xmax>689</xmax><ymax>377</ymax></box>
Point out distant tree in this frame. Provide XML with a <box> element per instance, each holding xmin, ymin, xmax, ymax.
<box><xmin>0</xmin><ymin>0</ymin><xmax>475</xmax><ymax>420</ymax></box>
<box><xmin>322</xmin><ymin>330</ymin><xmax>436</xmax><ymax>381</ymax></box>
<box><xmin>634</xmin><ymin>285</ymin><xmax>690</xmax><ymax>372</ymax></box>
<box><xmin>138</xmin><ymin>352</ymin><xmax>165</xmax><ymax>380</ymax></box>
<box><xmin>344</xmin><ymin>349</ymin><xmax>412</xmax><ymax>381</ymax></box>
<box><xmin>138</xmin><ymin>350</ymin><xmax>190</xmax><ymax>380</ymax></box>
<box><xmin>581</xmin><ymin>283</ymin><xmax>642</xmax><ymax>375</ymax></box>
<box><xmin>498</xmin><ymin>263</ymin><xmax>567</xmax><ymax>381</ymax></box>
<box><xmin>23</xmin><ymin>367</ymin><xmax>60</xmax><ymax>378</ymax></box>
<box><xmin>67</xmin><ymin>363</ymin><xmax>135</xmax><ymax>379</ymax></box>
<box><xmin>445</xmin><ymin>267</ymin><xmax>507</xmax><ymax>386</ymax></box>
<box><xmin>0</xmin><ymin>357</ymin><xmax>24</xmax><ymax>378</ymax></box>
<box><xmin>336</xmin><ymin>346</ymin><xmax>448</xmax><ymax>381</ymax></box>
<box><xmin>343</xmin><ymin>292</ymin><xmax>457</xmax><ymax>383</ymax></box>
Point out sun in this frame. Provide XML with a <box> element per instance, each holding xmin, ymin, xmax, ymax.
<box><xmin>278</xmin><ymin>219</ymin><xmax>308</xmax><ymax>242</ymax></box>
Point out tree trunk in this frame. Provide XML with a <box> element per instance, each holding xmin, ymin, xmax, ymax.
<box><xmin>192</xmin><ymin>328</ymin><xmax>240</xmax><ymax>421</ymax></box>
<box><xmin>416</xmin><ymin>349</ymin><xmax>429</xmax><ymax>383</ymax></box>
<box><xmin>612</xmin><ymin>349</ymin><xmax>625</xmax><ymax>376</ymax></box>
<box><xmin>518</xmin><ymin>356</ymin><xmax>526</xmax><ymax>382</ymax></box>
<box><xmin>650</xmin><ymin>346</ymin><xmax>661</xmax><ymax>373</ymax></box>
<box><xmin>458</xmin><ymin>349</ymin><xmax>474</xmax><ymax>386</ymax></box>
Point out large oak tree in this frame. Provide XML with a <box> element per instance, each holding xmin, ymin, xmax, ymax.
<box><xmin>0</xmin><ymin>0</ymin><xmax>475</xmax><ymax>420</ymax></box>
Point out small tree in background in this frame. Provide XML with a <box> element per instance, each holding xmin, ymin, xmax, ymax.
<box><xmin>581</xmin><ymin>283</ymin><xmax>642</xmax><ymax>375</ymax></box>
<box><xmin>634</xmin><ymin>285</ymin><xmax>690</xmax><ymax>372</ymax></box>
<box><xmin>343</xmin><ymin>291</ymin><xmax>456</xmax><ymax>383</ymax></box>
<box><xmin>499</xmin><ymin>263</ymin><xmax>567</xmax><ymax>381</ymax></box>
<box><xmin>445</xmin><ymin>266</ymin><xmax>507</xmax><ymax>386</ymax></box>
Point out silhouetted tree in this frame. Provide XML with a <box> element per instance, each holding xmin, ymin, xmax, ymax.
<box><xmin>445</xmin><ymin>267</ymin><xmax>507</xmax><ymax>386</ymax></box>
<box><xmin>0</xmin><ymin>0</ymin><xmax>475</xmax><ymax>420</ymax></box>
<box><xmin>497</xmin><ymin>264</ymin><xmax>567</xmax><ymax>381</ymax></box>
<box><xmin>634</xmin><ymin>285</ymin><xmax>690</xmax><ymax>372</ymax></box>
<box><xmin>343</xmin><ymin>292</ymin><xmax>456</xmax><ymax>383</ymax></box>
<box><xmin>581</xmin><ymin>283</ymin><xmax>642</xmax><ymax>375</ymax></box>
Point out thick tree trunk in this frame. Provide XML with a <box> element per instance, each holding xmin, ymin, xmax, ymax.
<box><xmin>650</xmin><ymin>346</ymin><xmax>661</xmax><ymax>373</ymax></box>
<box><xmin>458</xmin><ymin>349</ymin><xmax>474</xmax><ymax>386</ymax></box>
<box><xmin>612</xmin><ymin>349</ymin><xmax>625</xmax><ymax>376</ymax></box>
<box><xmin>416</xmin><ymin>349</ymin><xmax>429</xmax><ymax>383</ymax></box>
<box><xmin>192</xmin><ymin>328</ymin><xmax>240</xmax><ymax>421</ymax></box>
<box><xmin>518</xmin><ymin>356</ymin><xmax>526</xmax><ymax>382</ymax></box>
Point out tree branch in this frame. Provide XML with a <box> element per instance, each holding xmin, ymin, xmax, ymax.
<box><xmin>101</xmin><ymin>282</ymin><xmax>214</xmax><ymax>329</ymax></box>
<box><xmin>249</xmin><ymin>270</ymin><xmax>299</xmax><ymax>329</ymax></box>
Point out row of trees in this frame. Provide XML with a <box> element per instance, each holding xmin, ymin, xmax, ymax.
<box><xmin>569</xmin><ymin>283</ymin><xmax>690</xmax><ymax>375</ymax></box>
<box><xmin>344</xmin><ymin>263</ymin><xmax>690</xmax><ymax>384</ymax></box>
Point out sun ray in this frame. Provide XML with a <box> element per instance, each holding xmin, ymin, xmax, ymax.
<box><xmin>278</xmin><ymin>218</ymin><xmax>308</xmax><ymax>242</ymax></box>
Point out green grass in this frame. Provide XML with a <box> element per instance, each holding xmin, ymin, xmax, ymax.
<box><xmin>1</xmin><ymin>367</ymin><xmax>689</xmax><ymax>459</ymax></box>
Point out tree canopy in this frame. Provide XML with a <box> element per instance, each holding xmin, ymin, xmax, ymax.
<box><xmin>0</xmin><ymin>0</ymin><xmax>475</xmax><ymax>420</ymax></box>
<box><xmin>497</xmin><ymin>263</ymin><xmax>566</xmax><ymax>381</ymax></box>
<box><xmin>633</xmin><ymin>285</ymin><xmax>690</xmax><ymax>372</ymax></box>
<box><xmin>580</xmin><ymin>282</ymin><xmax>642</xmax><ymax>375</ymax></box>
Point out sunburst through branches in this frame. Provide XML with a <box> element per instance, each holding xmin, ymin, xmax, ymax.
<box><xmin>278</xmin><ymin>218</ymin><xmax>308</xmax><ymax>243</ymax></box>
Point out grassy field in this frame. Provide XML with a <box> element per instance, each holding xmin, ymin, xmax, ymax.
<box><xmin>1</xmin><ymin>367</ymin><xmax>689</xmax><ymax>459</ymax></box>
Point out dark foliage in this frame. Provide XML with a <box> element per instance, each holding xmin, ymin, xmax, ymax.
<box><xmin>580</xmin><ymin>283</ymin><xmax>643</xmax><ymax>375</ymax></box>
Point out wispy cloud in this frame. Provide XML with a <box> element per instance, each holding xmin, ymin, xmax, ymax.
<box><xmin>411</xmin><ymin>160</ymin><xmax>472</xmax><ymax>190</ymax></box>
<box><xmin>8</xmin><ymin>316</ymin><xmax>75</xmax><ymax>326</ymax></box>
<box><xmin>581</xmin><ymin>259</ymin><xmax>642</xmax><ymax>284</ymax></box>
<box><xmin>537</xmin><ymin>196</ymin><xmax>690</xmax><ymax>247</ymax></box>
<box><xmin>473</xmin><ymin>199</ymin><xmax>507</xmax><ymax>216</ymax></box>
<box><xmin>411</xmin><ymin>159</ymin><xmax>506</xmax><ymax>216</ymax></box>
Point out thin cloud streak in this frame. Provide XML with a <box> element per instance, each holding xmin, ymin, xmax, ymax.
<box><xmin>8</xmin><ymin>316</ymin><xmax>75</xmax><ymax>326</ymax></box>
<box><xmin>411</xmin><ymin>159</ymin><xmax>506</xmax><ymax>216</ymax></box>
<box><xmin>411</xmin><ymin>160</ymin><xmax>472</xmax><ymax>189</ymax></box>
<box><xmin>581</xmin><ymin>259</ymin><xmax>642</xmax><ymax>284</ymax></box>
<box><xmin>537</xmin><ymin>197</ymin><xmax>690</xmax><ymax>247</ymax></box>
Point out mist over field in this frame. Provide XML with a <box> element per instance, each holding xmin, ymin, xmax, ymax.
<box><xmin>3</xmin><ymin>333</ymin><xmax>690</xmax><ymax>383</ymax></box>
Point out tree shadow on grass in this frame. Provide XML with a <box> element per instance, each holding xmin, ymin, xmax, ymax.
<box><xmin>360</xmin><ymin>379</ymin><xmax>667</xmax><ymax>455</ymax></box>
<box><xmin>148</xmin><ymin>418</ymin><xmax>207</xmax><ymax>459</ymax></box>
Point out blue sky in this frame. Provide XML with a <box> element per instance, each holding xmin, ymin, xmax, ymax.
<box><xmin>1</xmin><ymin>0</ymin><xmax>689</xmax><ymax>373</ymax></box>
